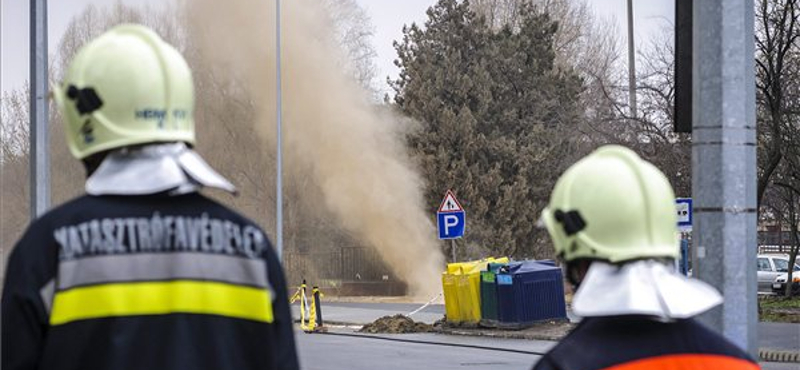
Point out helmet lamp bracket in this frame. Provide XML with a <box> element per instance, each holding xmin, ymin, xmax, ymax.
<box><xmin>67</xmin><ymin>85</ymin><xmax>103</xmax><ymax>115</ymax></box>
<box><xmin>554</xmin><ymin>210</ymin><xmax>587</xmax><ymax>236</ymax></box>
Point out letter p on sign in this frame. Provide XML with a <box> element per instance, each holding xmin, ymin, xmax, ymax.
<box><xmin>438</xmin><ymin>211</ymin><xmax>465</xmax><ymax>239</ymax></box>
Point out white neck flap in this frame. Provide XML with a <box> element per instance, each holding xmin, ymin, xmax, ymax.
<box><xmin>572</xmin><ymin>260</ymin><xmax>723</xmax><ymax>320</ymax></box>
<box><xmin>86</xmin><ymin>143</ymin><xmax>237</xmax><ymax>196</ymax></box>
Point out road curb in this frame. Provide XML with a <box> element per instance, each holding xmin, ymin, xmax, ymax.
<box><xmin>759</xmin><ymin>349</ymin><xmax>800</xmax><ymax>363</ymax></box>
<box><xmin>437</xmin><ymin>327</ymin><xmax>566</xmax><ymax>342</ymax></box>
<box><xmin>320</xmin><ymin>320</ymin><xmax>364</xmax><ymax>328</ymax></box>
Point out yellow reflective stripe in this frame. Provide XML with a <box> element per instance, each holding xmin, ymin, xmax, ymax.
<box><xmin>50</xmin><ymin>280</ymin><xmax>273</xmax><ymax>326</ymax></box>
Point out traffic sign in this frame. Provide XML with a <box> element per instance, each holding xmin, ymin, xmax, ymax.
<box><xmin>437</xmin><ymin>190</ymin><xmax>465</xmax><ymax>239</ymax></box>
<box><xmin>676</xmin><ymin>198</ymin><xmax>692</xmax><ymax>231</ymax></box>
<box><xmin>438</xmin><ymin>211</ymin><xmax>465</xmax><ymax>239</ymax></box>
<box><xmin>438</xmin><ymin>190</ymin><xmax>464</xmax><ymax>212</ymax></box>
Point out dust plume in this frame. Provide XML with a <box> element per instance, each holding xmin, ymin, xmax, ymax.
<box><xmin>185</xmin><ymin>0</ymin><xmax>445</xmax><ymax>296</ymax></box>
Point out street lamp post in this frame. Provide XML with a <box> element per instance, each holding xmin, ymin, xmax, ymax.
<box><xmin>626</xmin><ymin>0</ymin><xmax>637</xmax><ymax>118</ymax></box>
<box><xmin>275</xmin><ymin>0</ymin><xmax>284</xmax><ymax>262</ymax></box>
<box><xmin>30</xmin><ymin>0</ymin><xmax>50</xmax><ymax>219</ymax></box>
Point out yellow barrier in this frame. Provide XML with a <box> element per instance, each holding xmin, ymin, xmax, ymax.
<box><xmin>307</xmin><ymin>286</ymin><xmax>324</xmax><ymax>332</ymax></box>
<box><xmin>289</xmin><ymin>281</ymin><xmax>310</xmax><ymax>331</ymax></box>
<box><xmin>443</xmin><ymin>257</ymin><xmax>508</xmax><ymax>323</ymax></box>
<box><xmin>290</xmin><ymin>281</ymin><xmax>326</xmax><ymax>333</ymax></box>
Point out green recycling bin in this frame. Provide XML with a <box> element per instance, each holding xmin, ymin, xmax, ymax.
<box><xmin>480</xmin><ymin>270</ymin><xmax>498</xmax><ymax>323</ymax></box>
<box><xmin>480</xmin><ymin>262</ymin><xmax>518</xmax><ymax>324</ymax></box>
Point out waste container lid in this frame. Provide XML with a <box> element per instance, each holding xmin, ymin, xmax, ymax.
<box><xmin>487</xmin><ymin>261</ymin><xmax>521</xmax><ymax>273</ymax></box>
<box><xmin>504</xmin><ymin>260</ymin><xmax>560</xmax><ymax>275</ymax></box>
<box><xmin>446</xmin><ymin>257</ymin><xmax>510</xmax><ymax>275</ymax></box>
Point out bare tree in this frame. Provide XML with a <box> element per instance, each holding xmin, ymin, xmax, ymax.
<box><xmin>767</xmin><ymin>101</ymin><xmax>800</xmax><ymax>296</ymax></box>
<box><xmin>322</xmin><ymin>0</ymin><xmax>380</xmax><ymax>96</ymax></box>
<box><xmin>0</xmin><ymin>88</ymin><xmax>31</xmax><ymax>160</ymax></box>
<box><xmin>753</xmin><ymin>0</ymin><xmax>800</xmax><ymax>297</ymax></box>
<box><xmin>0</xmin><ymin>87</ymin><xmax>33</xmax><ymax>283</ymax></box>
<box><xmin>577</xmin><ymin>26</ymin><xmax>691</xmax><ymax>196</ymax></box>
<box><xmin>762</xmin><ymin>176</ymin><xmax>800</xmax><ymax>296</ymax></box>
<box><xmin>756</xmin><ymin>0</ymin><xmax>800</xmax><ymax>207</ymax></box>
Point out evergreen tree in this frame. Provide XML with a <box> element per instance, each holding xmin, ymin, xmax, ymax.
<box><xmin>392</xmin><ymin>0</ymin><xmax>583</xmax><ymax>258</ymax></box>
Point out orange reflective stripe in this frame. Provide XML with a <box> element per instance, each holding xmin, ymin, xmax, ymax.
<box><xmin>602</xmin><ymin>354</ymin><xmax>759</xmax><ymax>370</ymax></box>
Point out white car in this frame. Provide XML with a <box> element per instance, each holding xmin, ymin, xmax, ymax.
<box><xmin>757</xmin><ymin>254</ymin><xmax>799</xmax><ymax>292</ymax></box>
<box><xmin>772</xmin><ymin>263</ymin><xmax>800</xmax><ymax>295</ymax></box>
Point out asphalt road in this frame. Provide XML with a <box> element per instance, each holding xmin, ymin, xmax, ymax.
<box><xmin>296</xmin><ymin>331</ymin><xmax>542</xmax><ymax>370</ymax></box>
<box><xmin>759</xmin><ymin>322</ymin><xmax>800</xmax><ymax>351</ymax></box>
<box><xmin>295</xmin><ymin>330</ymin><xmax>798</xmax><ymax>370</ymax></box>
<box><xmin>320</xmin><ymin>302</ymin><xmax>799</xmax><ymax>351</ymax></box>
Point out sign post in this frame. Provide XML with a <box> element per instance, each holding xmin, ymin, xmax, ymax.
<box><xmin>437</xmin><ymin>190</ymin><xmax>465</xmax><ymax>263</ymax></box>
<box><xmin>451</xmin><ymin>240</ymin><xmax>456</xmax><ymax>265</ymax></box>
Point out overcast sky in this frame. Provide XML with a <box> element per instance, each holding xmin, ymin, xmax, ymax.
<box><xmin>1</xmin><ymin>0</ymin><xmax>673</xmax><ymax>94</ymax></box>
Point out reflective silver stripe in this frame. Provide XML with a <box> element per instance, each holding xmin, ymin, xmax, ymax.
<box><xmin>57</xmin><ymin>253</ymin><xmax>268</xmax><ymax>290</ymax></box>
<box><xmin>40</xmin><ymin>279</ymin><xmax>55</xmax><ymax>314</ymax></box>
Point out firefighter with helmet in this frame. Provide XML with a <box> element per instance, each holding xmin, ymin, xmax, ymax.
<box><xmin>2</xmin><ymin>24</ymin><xmax>299</xmax><ymax>370</ymax></box>
<box><xmin>532</xmin><ymin>145</ymin><xmax>758</xmax><ymax>370</ymax></box>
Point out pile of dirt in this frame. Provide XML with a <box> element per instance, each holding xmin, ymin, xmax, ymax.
<box><xmin>359</xmin><ymin>315</ymin><xmax>435</xmax><ymax>334</ymax></box>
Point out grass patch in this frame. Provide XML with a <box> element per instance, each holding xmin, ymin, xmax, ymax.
<box><xmin>761</xmin><ymin>296</ymin><xmax>800</xmax><ymax>309</ymax></box>
<box><xmin>760</xmin><ymin>296</ymin><xmax>800</xmax><ymax>323</ymax></box>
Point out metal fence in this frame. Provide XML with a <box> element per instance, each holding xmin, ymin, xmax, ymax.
<box><xmin>758</xmin><ymin>245</ymin><xmax>798</xmax><ymax>255</ymax></box>
<box><xmin>283</xmin><ymin>247</ymin><xmax>395</xmax><ymax>286</ymax></box>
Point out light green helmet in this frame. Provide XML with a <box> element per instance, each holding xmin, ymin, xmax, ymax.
<box><xmin>541</xmin><ymin>145</ymin><xmax>679</xmax><ymax>263</ymax></box>
<box><xmin>54</xmin><ymin>24</ymin><xmax>195</xmax><ymax>160</ymax></box>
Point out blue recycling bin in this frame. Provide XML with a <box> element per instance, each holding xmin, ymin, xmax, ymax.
<box><xmin>496</xmin><ymin>261</ymin><xmax>567</xmax><ymax>325</ymax></box>
<box><xmin>480</xmin><ymin>262</ymin><xmax>521</xmax><ymax>323</ymax></box>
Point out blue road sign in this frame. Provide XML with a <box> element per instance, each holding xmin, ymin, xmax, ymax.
<box><xmin>676</xmin><ymin>198</ymin><xmax>692</xmax><ymax>230</ymax></box>
<box><xmin>438</xmin><ymin>211</ymin><xmax>465</xmax><ymax>239</ymax></box>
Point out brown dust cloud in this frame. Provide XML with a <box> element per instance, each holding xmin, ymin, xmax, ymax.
<box><xmin>186</xmin><ymin>0</ymin><xmax>445</xmax><ymax>297</ymax></box>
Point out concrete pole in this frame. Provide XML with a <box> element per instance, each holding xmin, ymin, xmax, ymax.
<box><xmin>30</xmin><ymin>0</ymin><xmax>50</xmax><ymax>219</ymax></box>
<box><xmin>275</xmin><ymin>0</ymin><xmax>284</xmax><ymax>261</ymax></box>
<box><xmin>692</xmin><ymin>0</ymin><xmax>758</xmax><ymax>356</ymax></box>
<box><xmin>626</xmin><ymin>0</ymin><xmax>637</xmax><ymax>117</ymax></box>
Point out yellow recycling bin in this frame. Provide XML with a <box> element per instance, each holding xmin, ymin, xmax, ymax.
<box><xmin>442</xmin><ymin>257</ymin><xmax>508</xmax><ymax>323</ymax></box>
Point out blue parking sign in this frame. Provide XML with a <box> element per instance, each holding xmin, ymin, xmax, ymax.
<box><xmin>438</xmin><ymin>211</ymin><xmax>465</xmax><ymax>239</ymax></box>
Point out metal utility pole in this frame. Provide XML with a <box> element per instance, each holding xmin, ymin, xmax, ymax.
<box><xmin>275</xmin><ymin>0</ymin><xmax>284</xmax><ymax>261</ymax></box>
<box><xmin>30</xmin><ymin>0</ymin><xmax>50</xmax><ymax>219</ymax></box>
<box><xmin>692</xmin><ymin>0</ymin><xmax>757</xmax><ymax>356</ymax></box>
<box><xmin>673</xmin><ymin>0</ymin><xmax>693</xmax><ymax>133</ymax></box>
<box><xmin>626</xmin><ymin>0</ymin><xmax>637</xmax><ymax>117</ymax></box>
